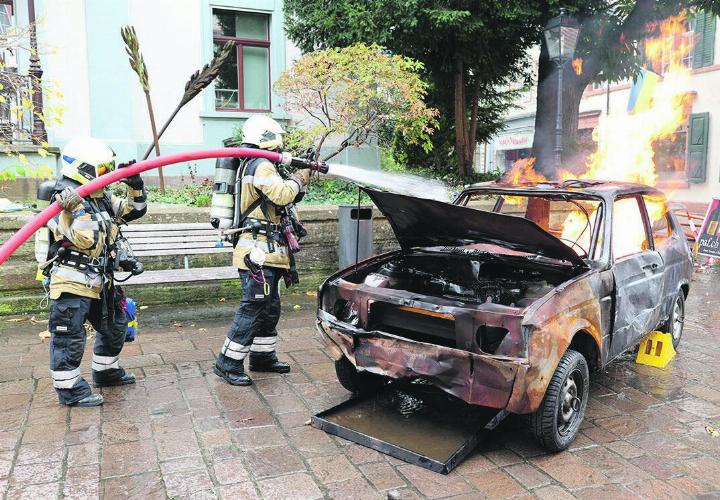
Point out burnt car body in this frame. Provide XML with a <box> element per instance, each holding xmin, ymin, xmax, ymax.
<box><xmin>317</xmin><ymin>180</ymin><xmax>693</xmax><ymax>450</ymax></box>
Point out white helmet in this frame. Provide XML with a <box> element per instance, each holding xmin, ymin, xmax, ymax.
<box><xmin>61</xmin><ymin>137</ymin><xmax>116</xmax><ymax>185</ymax></box>
<box><xmin>241</xmin><ymin>115</ymin><xmax>285</xmax><ymax>150</ymax></box>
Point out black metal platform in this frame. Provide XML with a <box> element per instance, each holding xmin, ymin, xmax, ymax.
<box><xmin>311</xmin><ymin>383</ymin><xmax>503</xmax><ymax>474</ymax></box>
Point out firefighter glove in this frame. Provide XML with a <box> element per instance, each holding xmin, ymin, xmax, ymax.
<box><xmin>118</xmin><ymin>160</ymin><xmax>144</xmax><ymax>190</ymax></box>
<box><xmin>55</xmin><ymin>187</ymin><xmax>83</xmax><ymax>211</ymax></box>
<box><xmin>290</xmin><ymin>169</ymin><xmax>310</xmax><ymax>189</ymax></box>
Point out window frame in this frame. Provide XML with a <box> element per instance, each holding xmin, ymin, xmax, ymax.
<box><xmin>212</xmin><ymin>9</ymin><xmax>271</xmax><ymax>113</ymax></box>
<box><xmin>611</xmin><ymin>194</ymin><xmax>654</xmax><ymax>261</ymax></box>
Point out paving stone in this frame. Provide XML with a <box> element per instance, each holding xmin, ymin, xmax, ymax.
<box><xmin>154</xmin><ymin>430</ymin><xmax>201</xmax><ymax>461</ymax></box>
<box><xmin>464</xmin><ymin>468</ymin><xmax>526</xmax><ymax>499</ymax></box>
<box><xmin>62</xmin><ymin>479</ymin><xmax>99</xmax><ymax>500</ymax></box>
<box><xmin>483</xmin><ymin>448</ymin><xmax>523</xmax><ymax>467</ymax></box>
<box><xmin>232</xmin><ymin>425</ymin><xmax>287</xmax><ymax>450</ymax></box>
<box><xmin>102</xmin><ymin>471</ymin><xmax>165</xmax><ymax>499</ymax></box>
<box><xmin>159</xmin><ymin>455</ymin><xmax>206</xmax><ymax>474</ymax></box>
<box><xmin>323</xmin><ymin>475</ymin><xmax>381</xmax><ymax>499</ymax></box>
<box><xmin>6</xmin><ymin>481</ymin><xmax>60</xmax><ymax>500</ymax></box>
<box><xmin>257</xmin><ymin>471</ymin><xmax>323</xmax><ymax>500</ymax></box>
<box><xmin>0</xmin><ymin>431</ymin><xmax>20</xmax><ymax>452</ymax></box>
<box><xmin>531</xmin><ymin>452</ymin><xmax>609</xmax><ymax>489</ymax></box>
<box><xmin>245</xmin><ymin>445</ymin><xmax>306</xmax><ymax>479</ymax></box>
<box><xmin>397</xmin><ymin>465</ymin><xmax>473</xmax><ymax>499</ymax></box>
<box><xmin>9</xmin><ymin>461</ymin><xmax>62</xmax><ymax>486</ymax></box>
<box><xmin>66</xmin><ymin>441</ymin><xmax>100</xmax><ymax>467</ymax></box>
<box><xmin>101</xmin><ymin>440</ymin><xmax>158</xmax><ymax>478</ymax></box>
<box><xmin>359</xmin><ymin>461</ymin><xmax>406</xmax><ymax>491</ymax></box>
<box><xmin>217</xmin><ymin>481</ymin><xmax>260</xmax><ymax>500</ymax></box>
<box><xmin>163</xmin><ymin>467</ymin><xmax>214</xmax><ymax>497</ymax></box>
<box><xmin>533</xmin><ymin>484</ymin><xmax>577</xmax><ymax>500</ymax></box>
<box><xmin>15</xmin><ymin>441</ymin><xmax>64</xmax><ymax>465</ymax></box>
<box><xmin>504</xmin><ymin>463</ymin><xmax>552</xmax><ymax>489</ymax></box>
<box><xmin>212</xmin><ymin>457</ymin><xmax>250</xmax><ymax>485</ymax></box>
<box><xmin>101</xmin><ymin>419</ymin><xmax>152</xmax><ymax>445</ymax></box>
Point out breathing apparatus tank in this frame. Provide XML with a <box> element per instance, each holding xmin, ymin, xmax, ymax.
<box><xmin>210</xmin><ymin>157</ymin><xmax>241</xmax><ymax>229</ymax></box>
<box><xmin>34</xmin><ymin>180</ymin><xmax>56</xmax><ymax>275</ymax></box>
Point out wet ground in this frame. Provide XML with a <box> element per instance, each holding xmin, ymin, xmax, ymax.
<box><xmin>0</xmin><ymin>271</ymin><xmax>719</xmax><ymax>499</ymax></box>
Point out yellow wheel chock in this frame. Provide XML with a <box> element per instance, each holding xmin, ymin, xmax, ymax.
<box><xmin>636</xmin><ymin>331</ymin><xmax>676</xmax><ymax>368</ymax></box>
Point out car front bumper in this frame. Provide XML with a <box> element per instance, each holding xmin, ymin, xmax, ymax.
<box><xmin>317</xmin><ymin>310</ymin><xmax>531</xmax><ymax>411</ymax></box>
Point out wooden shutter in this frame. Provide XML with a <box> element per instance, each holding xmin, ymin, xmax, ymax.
<box><xmin>687</xmin><ymin>112</ymin><xmax>709</xmax><ymax>183</ymax></box>
<box><xmin>693</xmin><ymin>11</ymin><xmax>716</xmax><ymax>69</ymax></box>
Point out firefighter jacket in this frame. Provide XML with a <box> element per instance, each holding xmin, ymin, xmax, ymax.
<box><xmin>233</xmin><ymin>159</ymin><xmax>303</xmax><ymax>270</ymax></box>
<box><xmin>47</xmin><ymin>186</ymin><xmax>147</xmax><ymax>300</ymax></box>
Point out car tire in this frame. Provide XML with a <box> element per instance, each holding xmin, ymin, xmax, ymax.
<box><xmin>529</xmin><ymin>349</ymin><xmax>589</xmax><ymax>452</ymax></box>
<box><xmin>665</xmin><ymin>291</ymin><xmax>685</xmax><ymax>349</ymax></box>
<box><xmin>334</xmin><ymin>356</ymin><xmax>386</xmax><ymax>395</ymax></box>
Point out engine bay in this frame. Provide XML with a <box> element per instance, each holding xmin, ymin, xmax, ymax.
<box><xmin>355</xmin><ymin>252</ymin><xmax>574</xmax><ymax>308</ymax></box>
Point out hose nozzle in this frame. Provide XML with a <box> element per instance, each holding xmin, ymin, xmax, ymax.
<box><xmin>281</xmin><ymin>153</ymin><xmax>329</xmax><ymax>174</ymax></box>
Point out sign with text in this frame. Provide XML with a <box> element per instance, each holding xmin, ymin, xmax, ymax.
<box><xmin>696</xmin><ymin>198</ymin><xmax>720</xmax><ymax>258</ymax></box>
<box><xmin>495</xmin><ymin>131</ymin><xmax>533</xmax><ymax>151</ymax></box>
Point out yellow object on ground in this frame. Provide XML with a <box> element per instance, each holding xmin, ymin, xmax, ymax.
<box><xmin>636</xmin><ymin>331</ymin><xmax>676</xmax><ymax>368</ymax></box>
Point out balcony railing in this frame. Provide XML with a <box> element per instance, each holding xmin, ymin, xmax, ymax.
<box><xmin>0</xmin><ymin>70</ymin><xmax>35</xmax><ymax>146</ymax></box>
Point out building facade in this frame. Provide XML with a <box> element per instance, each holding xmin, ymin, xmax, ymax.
<box><xmin>481</xmin><ymin>12</ymin><xmax>719</xmax><ymax>206</ymax></box>
<box><xmin>0</xmin><ymin>0</ymin><xmax>379</xmax><ymax>183</ymax></box>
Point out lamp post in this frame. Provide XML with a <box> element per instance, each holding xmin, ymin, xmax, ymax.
<box><xmin>544</xmin><ymin>8</ymin><xmax>579</xmax><ymax>168</ymax></box>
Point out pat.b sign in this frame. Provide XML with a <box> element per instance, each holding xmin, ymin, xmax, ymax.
<box><xmin>697</xmin><ymin>198</ymin><xmax>720</xmax><ymax>258</ymax></box>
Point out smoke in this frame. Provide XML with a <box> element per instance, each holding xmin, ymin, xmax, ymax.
<box><xmin>326</xmin><ymin>163</ymin><xmax>451</xmax><ymax>202</ymax></box>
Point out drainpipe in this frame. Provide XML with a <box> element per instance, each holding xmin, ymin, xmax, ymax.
<box><xmin>27</xmin><ymin>0</ymin><xmax>47</xmax><ymax>143</ymax></box>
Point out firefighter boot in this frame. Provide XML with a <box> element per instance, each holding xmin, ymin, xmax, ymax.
<box><xmin>94</xmin><ymin>371</ymin><xmax>136</xmax><ymax>388</ymax></box>
<box><xmin>214</xmin><ymin>363</ymin><xmax>252</xmax><ymax>386</ymax></box>
<box><xmin>249</xmin><ymin>355</ymin><xmax>290</xmax><ymax>374</ymax></box>
<box><xmin>72</xmin><ymin>393</ymin><xmax>104</xmax><ymax>407</ymax></box>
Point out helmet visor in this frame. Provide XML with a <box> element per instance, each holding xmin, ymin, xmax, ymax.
<box><xmin>96</xmin><ymin>160</ymin><xmax>116</xmax><ymax>176</ymax></box>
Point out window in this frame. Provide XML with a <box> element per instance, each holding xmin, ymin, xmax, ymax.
<box><xmin>654</xmin><ymin>125</ymin><xmax>688</xmax><ymax>182</ymax></box>
<box><xmin>612</xmin><ymin>197</ymin><xmax>648</xmax><ymax>259</ymax></box>
<box><xmin>212</xmin><ymin>9</ymin><xmax>270</xmax><ymax>111</ymax></box>
<box><xmin>462</xmin><ymin>193</ymin><xmax>603</xmax><ymax>258</ymax></box>
<box><xmin>644</xmin><ymin>195</ymin><xmax>672</xmax><ymax>248</ymax></box>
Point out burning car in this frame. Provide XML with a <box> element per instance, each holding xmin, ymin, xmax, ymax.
<box><xmin>316</xmin><ymin>180</ymin><xmax>692</xmax><ymax>451</ymax></box>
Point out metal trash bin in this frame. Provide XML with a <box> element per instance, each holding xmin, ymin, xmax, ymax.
<box><xmin>338</xmin><ymin>205</ymin><xmax>373</xmax><ymax>269</ymax></box>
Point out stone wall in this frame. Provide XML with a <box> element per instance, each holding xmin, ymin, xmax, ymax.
<box><xmin>0</xmin><ymin>204</ymin><xmax>397</xmax><ymax>315</ymax></box>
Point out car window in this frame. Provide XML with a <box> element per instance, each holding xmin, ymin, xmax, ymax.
<box><xmin>613</xmin><ymin>197</ymin><xmax>649</xmax><ymax>259</ymax></box>
<box><xmin>643</xmin><ymin>195</ymin><xmax>672</xmax><ymax>248</ymax></box>
<box><xmin>462</xmin><ymin>193</ymin><xmax>602</xmax><ymax>258</ymax></box>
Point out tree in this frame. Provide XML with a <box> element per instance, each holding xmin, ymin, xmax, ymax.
<box><xmin>531</xmin><ymin>0</ymin><xmax>720</xmax><ymax>177</ymax></box>
<box><xmin>274</xmin><ymin>43</ymin><xmax>438</xmax><ymax>161</ymax></box>
<box><xmin>284</xmin><ymin>0</ymin><xmax>550</xmax><ymax>176</ymax></box>
<box><xmin>0</xmin><ymin>22</ymin><xmax>63</xmax><ymax>182</ymax></box>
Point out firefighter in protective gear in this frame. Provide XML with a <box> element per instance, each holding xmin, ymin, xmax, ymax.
<box><xmin>45</xmin><ymin>137</ymin><xmax>147</xmax><ymax>406</ymax></box>
<box><xmin>214</xmin><ymin>116</ymin><xmax>311</xmax><ymax>386</ymax></box>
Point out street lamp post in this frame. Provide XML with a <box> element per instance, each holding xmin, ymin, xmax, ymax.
<box><xmin>544</xmin><ymin>8</ymin><xmax>580</xmax><ymax>168</ymax></box>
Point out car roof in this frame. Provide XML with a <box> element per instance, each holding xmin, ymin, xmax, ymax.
<box><xmin>461</xmin><ymin>179</ymin><xmax>665</xmax><ymax>200</ymax></box>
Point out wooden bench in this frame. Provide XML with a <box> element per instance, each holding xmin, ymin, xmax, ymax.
<box><xmin>116</xmin><ymin>222</ymin><xmax>237</xmax><ymax>285</ymax></box>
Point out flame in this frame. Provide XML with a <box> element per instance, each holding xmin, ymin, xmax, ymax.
<box><xmin>572</xmin><ymin>58</ymin><xmax>583</xmax><ymax>76</ymax></box>
<box><xmin>504</xmin><ymin>15</ymin><xmax>694</xmax><ymax>255</ymax></box>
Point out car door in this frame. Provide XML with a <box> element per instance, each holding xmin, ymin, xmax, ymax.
<box><xmin>609</xmin><ymin>195</ymin><xmax>665</xmax><ymax>359</ymax></box>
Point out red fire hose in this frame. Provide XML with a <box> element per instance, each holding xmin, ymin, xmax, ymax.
<box><xmin>0</xmin><ymin>148</ymin><xmax>283</xmax><ymax>266</ymax></box>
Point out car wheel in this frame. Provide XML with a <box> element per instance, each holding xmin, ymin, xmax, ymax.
<box><xmin>666</xmin><ymin>292</ymin><xmax>685</xmax><ymax>349</ymax></box>
<box><xmin>529</xmin><ymin>349</ymin><xmax>589</xmax><ymax>452</ymax></box>
<box><xmin>334</xmin><ymin>356</ymin><xmax>386</xmax><ymax>395</ymax></box>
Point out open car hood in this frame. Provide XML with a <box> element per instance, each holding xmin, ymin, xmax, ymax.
<box><xmin>364</xmin><ymin>189</ymin><xmax>588</xmax><ymax>268</ymax></box>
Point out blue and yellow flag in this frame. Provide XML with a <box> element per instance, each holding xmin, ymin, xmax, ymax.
<box><xmin>627</xmin><ymin>68</ymin><xmax>660</xmax><ymax>113</ymax></box>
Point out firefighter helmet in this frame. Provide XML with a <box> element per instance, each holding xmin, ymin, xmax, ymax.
<box><xmin>60</xmin><ymin>137</ymin><xmax>116</xmax><ymax>185</ymax></box>
<box><xmin>241</xmin><ymin>115</ymin><xmax>285</xmax><ymax>150</ymax></box>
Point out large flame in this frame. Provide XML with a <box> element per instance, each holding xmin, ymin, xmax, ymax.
<box><xmin>504</xmin><ymin>14</ymin><xmax>693</xmax><ymax>254</ymax></box>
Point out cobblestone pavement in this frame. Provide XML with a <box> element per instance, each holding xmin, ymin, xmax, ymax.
<box><xmin>0</xmin><ymin>271</ymin><xmax>719</xmax><ymax>500</ymax></box>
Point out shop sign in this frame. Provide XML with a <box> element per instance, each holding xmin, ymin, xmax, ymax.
<box><xmin>697</xmin><ymin>198</ymin><xmax>720</xmax><ymax>258</ymax></box>
<box><xmin>496</xmin><ymin>131</ymin><xmax>533</xmax><ymax>150</ymax></box>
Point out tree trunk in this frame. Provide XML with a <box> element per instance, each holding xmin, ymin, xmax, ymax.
<box><xmin>531</xmin><ymin>42</ymin><xmax>590</xmax><ymax>178</ymax></box>
<box><xmin>454</xmin><ymin>58</ymin><xmax>469</xmax><ymax>177</ymax></box>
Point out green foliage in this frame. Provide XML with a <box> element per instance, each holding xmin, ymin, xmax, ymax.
<box><xmin>274</xmin><ymin>43</ymin><xmax>438</xmax><ymax>161</ymax></box>
<box><xmin>303</xmin><ymin>177</ymin><xmax>370</xmax><ymax>205</ymax></box>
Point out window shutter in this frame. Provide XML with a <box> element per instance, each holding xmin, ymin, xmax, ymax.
<box><xmin>687</xmin><ymin>112</ymin><xmax>709</xmax><ymax>183</ymax></box>
<box><xmin>693</xmin><ymin>11</ymin><xmax>716</xmax><ymax>69</ymax></box>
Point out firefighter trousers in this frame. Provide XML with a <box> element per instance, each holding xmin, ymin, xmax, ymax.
<box><xmin>48</xmin><ymin>290</ymin><xmax>129</xmax><ymax>405</ymax></box>
<box><xmin>216</xmin><ymin>268</ymin><xmax>283</xmax><ymax>374</ymax></box>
